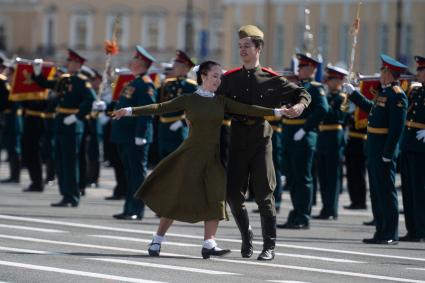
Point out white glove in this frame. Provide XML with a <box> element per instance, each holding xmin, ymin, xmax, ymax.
<box><xmin>274</xmin><ymin>108</ymin><xmax>284</xmax><ymax>117</ymax></box>
<box><xmin>416</xmin><ymin>129</ymin><xmax>425</xmax><ymax>143</ymax></box>
<box><xmin>293</xmin><ymin>128</ymin><xmax>306</xmax><ymax>141</ymax></box>
<box><xmin>99</xmin><ymin>113</ymin><xmax>110</xmax><ymax>125</ymax></box>
<box><xmin>169</xmin><ymin>120</ymin><xmax>184</xmax><ymax>131</ymax></box>
<box><xmin>282</xmin><ymin>103</ymin><xmax>306</xmax><ymax>118</ymax></box>
<box><xmin>33</xmin><ymin>58</ymin><xmax>43</xmax><ymax>76</ymax></box>
<box><xmin>63</xmin><ymin>114</ymin><xmax>78</xmax><ymax>125</ymax></box>
<box><xmin>343</xmin><ymin>83</ymin><xmax>355</xmax><ymax>95</ymax></box>
<box><xmin>135</xmin><ymin>137</ymin><xmax>147</xmax><ymax>146</ymax></box>
<box><xmin>92</xmin><ymin>100</ymin><xmax>106</xmax><ymax>111</ymax></box>
<box><xmin>382</xmin><ymin>157</ymin><xmax>391</xmax><ymax>163</ymax></box>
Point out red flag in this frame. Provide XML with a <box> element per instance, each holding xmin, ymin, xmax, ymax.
<box><xmin>9</xmin><ymin>62</ymin><xmax>56</xmax><ymax>101</ymax></box>
<box><xmin>112</xmin><ymin>72</ymin><xmax>135</xmax><ymax>101</ymax></box>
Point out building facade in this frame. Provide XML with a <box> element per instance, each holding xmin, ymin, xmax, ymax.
<box><xmin>0</xmin><ymin>0</ymin><xmax>424</xmax><ymax>74</ymax></box>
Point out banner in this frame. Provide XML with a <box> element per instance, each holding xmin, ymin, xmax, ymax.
<box><xmin>111</xmin><ymin>71</ymin><xmax>135</xmax><ymax>101</ymax></box>
<box><xmin>9</xmin><ymin>62</ymin><xmax>56</xmax><ymax>101</ymax></box>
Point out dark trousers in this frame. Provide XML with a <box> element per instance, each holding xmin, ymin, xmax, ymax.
<box><xmin>283</xmin><ymin>147</ymin><xmax>315</xmax><ymax>225</ymax></box>
<box><xmin>118</xmin><ymin>143</ymin><xmax>149</xmax><ymax>216</ymax></box>
<box><xmin>42</xmin><ymin>118</ymin><xmax>55</xmax><ymax>182</ymax></box>
<box><xmin>110</xmin><ymin>142</ymin><xmax>127</xmax><ymax>197</ymax></box>
<box><xmin>56</xmin><ymin>133</ymin><xmax>82</xmax><ymax>204</ymax></box>
<box><xmin>22</xmin><ymin>116</ymin><xmax>44</xmax><ymax>188</ymax></box>
<box><xmin>345</xmin><ymin>138</ymin><xmax>367</xmax><ymax>207</ymax></box>
<box><xmin>400</xmin><ymin>152</ymin><xmax>425</xmax><ymax>238</ymax></box>
<box><xmin>317</xmin><ymin>149</ymin><xmax>343</xmax><ymax>217</ymax></box>
<box><xmin>367</xmin><ymin>136</ymin><xmax>399</xmax><ymax>240</ymax></box>
<box><xmin>227</xmin><ymin>138</ymin><xmax>276</xmax><ymax>218</ymax></box>
<box><xmin>271</xmin><ymin>131</ymin><xmax>283</xmax><ymax>210</ymax></box>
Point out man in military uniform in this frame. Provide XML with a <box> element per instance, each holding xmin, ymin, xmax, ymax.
<box><xmin>32</xmin><ymin>49</ymin><xmax>96</xmax><ymax>207</ymax></box>
<box><xmin>0</xmin><ymin>60</ymin><xmax>22</xmax><ymax>184</ymax></box>
<box><xmin>313</xmin><ymin>65</ymin><xmax>348</xmax><ymax>220</ymax></box>
<box><xmin>217</xmin><ymin>25</ymin><xmax>311</xmax><ymax>261</ymax></box>
<box><xmin>110</xmin><ymin>45</ymin><xmax>156</xmax><ymax>220</ymax></box>
<box><xmin>399</xmin><ymin>55</ymin><xmax>425</xmax><ymax>242</ymax></box>
<box><xmin>157</xmin><ymin>50</ymin><xmax>197</xmax><ymax>160</ymax></box>
<box><xmin>344</xmin><ymin>54</ymin><xmax>408</xmax><ymax>244</ymax></box>
<box><xmin>277</xmin><ymin>53</ymin><xmax>328</xmax><ymax>229</ymax></box>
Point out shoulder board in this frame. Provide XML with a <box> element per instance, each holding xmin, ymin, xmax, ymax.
<box><xmin>392</xmin><ymin>85</ymin><xmax>403</xmax><ymax>94</ymax></box>
<box><xmin>224</xmin><ymin>67</ymin><xmax>242</xmax><ymax>76</ymax></box>
<box><xmin>185</xmin><ymin>78</ymin><xmax>197</xmax><ymax>86</ymax></box>
<box><xmin>310</xmin><ymin>81</ymin><xmax>323</xmax><ymax>87</ymax></box>
<box><xmin>0</xmin><ymin>74</ymin><xmax>7</xmax><ymax>81</ymax></box>
<box><xmin>261</xmin><ymin>67</ymin><xmax>279</xmax><ymax>76</ymax></box>
<box><xmin>85</xmin><ymin>81</ymin><xmax>92</xmax><ymax>88</ymax></box>
<box><xmin>77</xmin><ymin>73</ymin><xmax>88</xmax><ymax>80</ymax></box>
<box><xmin>143</xmin><ymin>75</ymin><xmax>153</xmax><ymax>84</ymax></box>
<box><xmin>164</xmin><ymin>78</ymin><xmax>177</xmax><ymax>83</ymax></box>
<box><xmin>60</xmin><ymin>74</ymin><xmax>71</xmax><ymax>78</ymax></box>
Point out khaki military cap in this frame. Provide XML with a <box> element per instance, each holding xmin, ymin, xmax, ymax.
<box><xmin>238</xmin><ymin>25</ymin><xmax>264</xmax><ymax>40</ymax></box>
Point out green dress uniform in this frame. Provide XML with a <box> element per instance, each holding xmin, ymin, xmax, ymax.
<box><xmin>315</xmin><ymin>89</ymin><xmax>347</xmax><ymax>219</ymax></box>
<box><xmin>158</xmin><ymin>76</ymin><xmax>197</xmax><ymax>159</ymax></box>
<box><xmin>280</xmin><ymin>78</ymin><xmax>328</xmax><ymax>228</ymax></box>
<box><xmin>33</xmin><ymin>69</ymin><xmax>96</xmax><ymax>206</ymax></box>
<box><xmin>344</xmin><ymin>114</ymin><xmax>368</xmax><ymax>209</ymax></box>
<box><xmin>399</xmin><ymin>55</ymin><xmax>425</xmax><ymax>241</ymax></box>
<box><xmin>0</xmin><ymin>73</ymin><xmax>22</xmax><ymax>183</ymax></box>
<box><xmin>133</xmin><ymin>92</ymin><xmax>277</xmax><ymax>222</ymax></box>
<box><xmin>21</xmin><ymin>100</ymin><xmax>55</xmax><ymax>191</ymax></box>
<box><xmin>264</xmin><ymin>115</ymin><xmax>284</xmax><ymax>212</ymax></box>
<box><xmin>111</xmin><ymin>72</ymin><xmax>156</xmax><ymax>219</ymax></box>
<box><xmin>348</xmin><ymin>54</ymin><xmax>408</xmax><ymax>243</ymax></box>
<box><xmin>217</xmin><ymin>64</ymin><xmax>310</xmax><ymax>257</ymax></box>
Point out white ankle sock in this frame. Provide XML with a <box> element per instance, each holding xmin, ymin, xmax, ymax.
<box><xmin>203</xmin><ymin>239</ymin><xmax>219</xmax><ymax>250</ymax></box>
<box><xmin>152</xmin><ymin>234</ymin><xmax>165</xmax><ymax>244</ymax></box>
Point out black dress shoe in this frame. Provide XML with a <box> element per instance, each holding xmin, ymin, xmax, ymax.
<box><xmin>105</xmin><ymin>195</ymin><xmax>125</xmax><ymax>200</ymax></box>
<box><xmin>277</xmin><ymin>222</ymin><xmax>310</xmax><ymax>229</ymax></box>
<box><xmin>399</xmin><ymin>235</ymin><xmax>425</xmax><ymax>242</ymax></box>
<box><xmin>312</xmin><ymin>214</ymin><xmax>338</xmax><ymax>220</ymax></box>
<box><xmin>344</xmin><ymin>204</ymin><xmax>367</xmax><ymax>210</ymax></box>
<box><xmin>1</xmin><ymin>178</ymin><xmax>20</xmax><ymax>184</ymax></box>
<box><xmin>148</xmin><ymin>242</ymin><xmax>161</xmax><ymax>256</ymax></box>
<box><xmin>112</xmin><ymin>213</ymin><xmax>142</xmax><ymax>220</ymax></box>
<box><xmin>363</xmin><ymin>219</ymin><xmax>376</xmax><ymax>226</ymax></box>
<box><xmin>51</xmin><ymin>201</ymin><xmax>78</xmax><ymax>207</ymax></box>
<box><xmin>257</xmin><ymin>248</ymin><xmax>275</xmax><ymax>261</ymax></box>
<box><xmin>363</xmin><ymin>238</ymin><xmax>398</xmax><ymax>245</ymax></box>
<box><xmin>23</xmin><ymin>185</ymin><xmax>44</xmax><ymax>192</ymax></box>
<box><xmin>241</xmin><ymin>229</ymin><xmax>254</xmax><ymax>258</ymax></box>
<box><xmin>201</xmin><ymin>247</ymin><xmax>231</xmax><ymax>259</ymax></box>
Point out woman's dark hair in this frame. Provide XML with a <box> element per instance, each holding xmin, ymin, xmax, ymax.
<box><xmin>196</xmin><ymin>60</ymin><xmax>221</xmax><ymax>85</ymax></box>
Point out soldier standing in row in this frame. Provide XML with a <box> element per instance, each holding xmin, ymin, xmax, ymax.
<box><xmin>111</xmin><ymin>46</ymin><xmax>156</xmax><ymax>220</ymax></box>
<box><xmin>313</xmin><ymin>65</ymin><xmax>348</xmax><ymax>220</ymax></box>
<box><xmin>0</xmin><ymin>59</ymin><xmax>22</xmax><ymax>185</ymax></box>
<box><xmin>158</xmin><ymin>50</ymin><xmax>197</xmax><ymax>160</ymax></box>
<box><xmin>32</xmin><ymin>49</ymin><xmax>96</xmax><ymax>207</ymax></box>
<box><xmin>218</xmin><ymin>25</ymin><xmax>311</xmax><ymax>260</ymax></box>
<box><xmin>278</xmin><ymin>53</ymin><xmax>328</xmax><ymax>229</ymax></box>
<box><xmin>344</xmin><ymin>54</ymin><xmax>407</xmax><ymax>244</ymax></box>
<box><xmin>399</xmin><ymin>55</ymin><xmax>425</xmax><ymax>242</ymax></box>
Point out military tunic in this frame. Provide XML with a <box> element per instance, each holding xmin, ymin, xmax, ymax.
<box><xmin>33</xmin><ymin>72</ymin><xmax>96</xmax><ymax>205</ymax></box>
<box><xmin>316</xmin><ymin>90</ymin><xmax>347</xmax><ymax>218</ymax></box>
<box><xmin>349</xmin><ymin>83</ymin><xmax>407</xmax><ymax>241</ymax></box>
<box><xmin>400</xmin><ymin>82</ymin><xmax>425</xmax><ymax>239</ymax></box>
<box><xmin>158</xmin><ymin>76</ymin><xmax>197</xmax><ymax>159</ymax></box>
<box><xmin>217</xmin><ymin>66</ymin><xmax>310</xmax><ymax>217</ymax></box>
<box><xmin>281</xmin><ymin>79</ymin><xmax>328</xmax><ymax>226</ymax></box>
<box><xmin>0</xmin><ymin>74</ymin><xmax>22</xmax><ymax>182</ymax></box>
<box><xmin>133</xmin><ymin>93</ymin><xmax>276</xmax><ymax>223</ymax></box>
<box><xmin>111</xmin><ymin>74</ymin><xmax>156</xmax><ymax>218</ymax></box>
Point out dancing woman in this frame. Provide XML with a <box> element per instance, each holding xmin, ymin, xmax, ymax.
<box><xmin>113</xmin><ymin>61</ymin><xmax>286</xmax><ymax>258</ymax></box>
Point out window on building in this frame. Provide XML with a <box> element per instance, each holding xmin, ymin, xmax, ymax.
<box><xmin>339</xmin><ymin>23</ymin><xmax>349</xmax><ymax>64</ymax></box>
<box><xmin>42</xmin><ymin>13</ymin><xmax>56</xmax><ymax>55</ymax></box>
<box><xmin>70</xmin><ymin>12</ymin><xmax>93</xmax><ymax>50</ymax></box>
<box><xmin>0</xmin><ymin>23</ymin><xmax>6</xmax><ymax>51</ymax></box>
<box><xmin>379</xmin><ymin>23</ymin><xmax>389</xmax><ymax>55</ymax></box>
<box><xmin>274</xmin><ymin>25</ymin><xmax>284</xmax><ymax>67</ymax></box>
<box><xmin>318</xmin><ymin>24</ymin><xmax>328</xmax><ymax>62</ymax></box>
<box><xmin>404</xmin><ymin>24</ymin><xmax>413</xmax><ymax>66</ymax></box>
<box><xmin>142</xmin><ymin>14</ymin><xmax>165</xmax><ymax>51</ymax></box>
<box><xmin>360</xmin><ymin>23</ymin><xmax>369</xmax><ymax>71</ymax></box>
<box><xmin>177</xmin><ymin>15</ymin><xmax>201</xmax><ymax>54</ymax></box>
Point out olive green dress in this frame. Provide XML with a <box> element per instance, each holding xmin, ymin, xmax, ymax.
<box><xmin>132</xmin><ymin>93</ymin><xmax>275</xmax><ymax>223</ymax></box>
